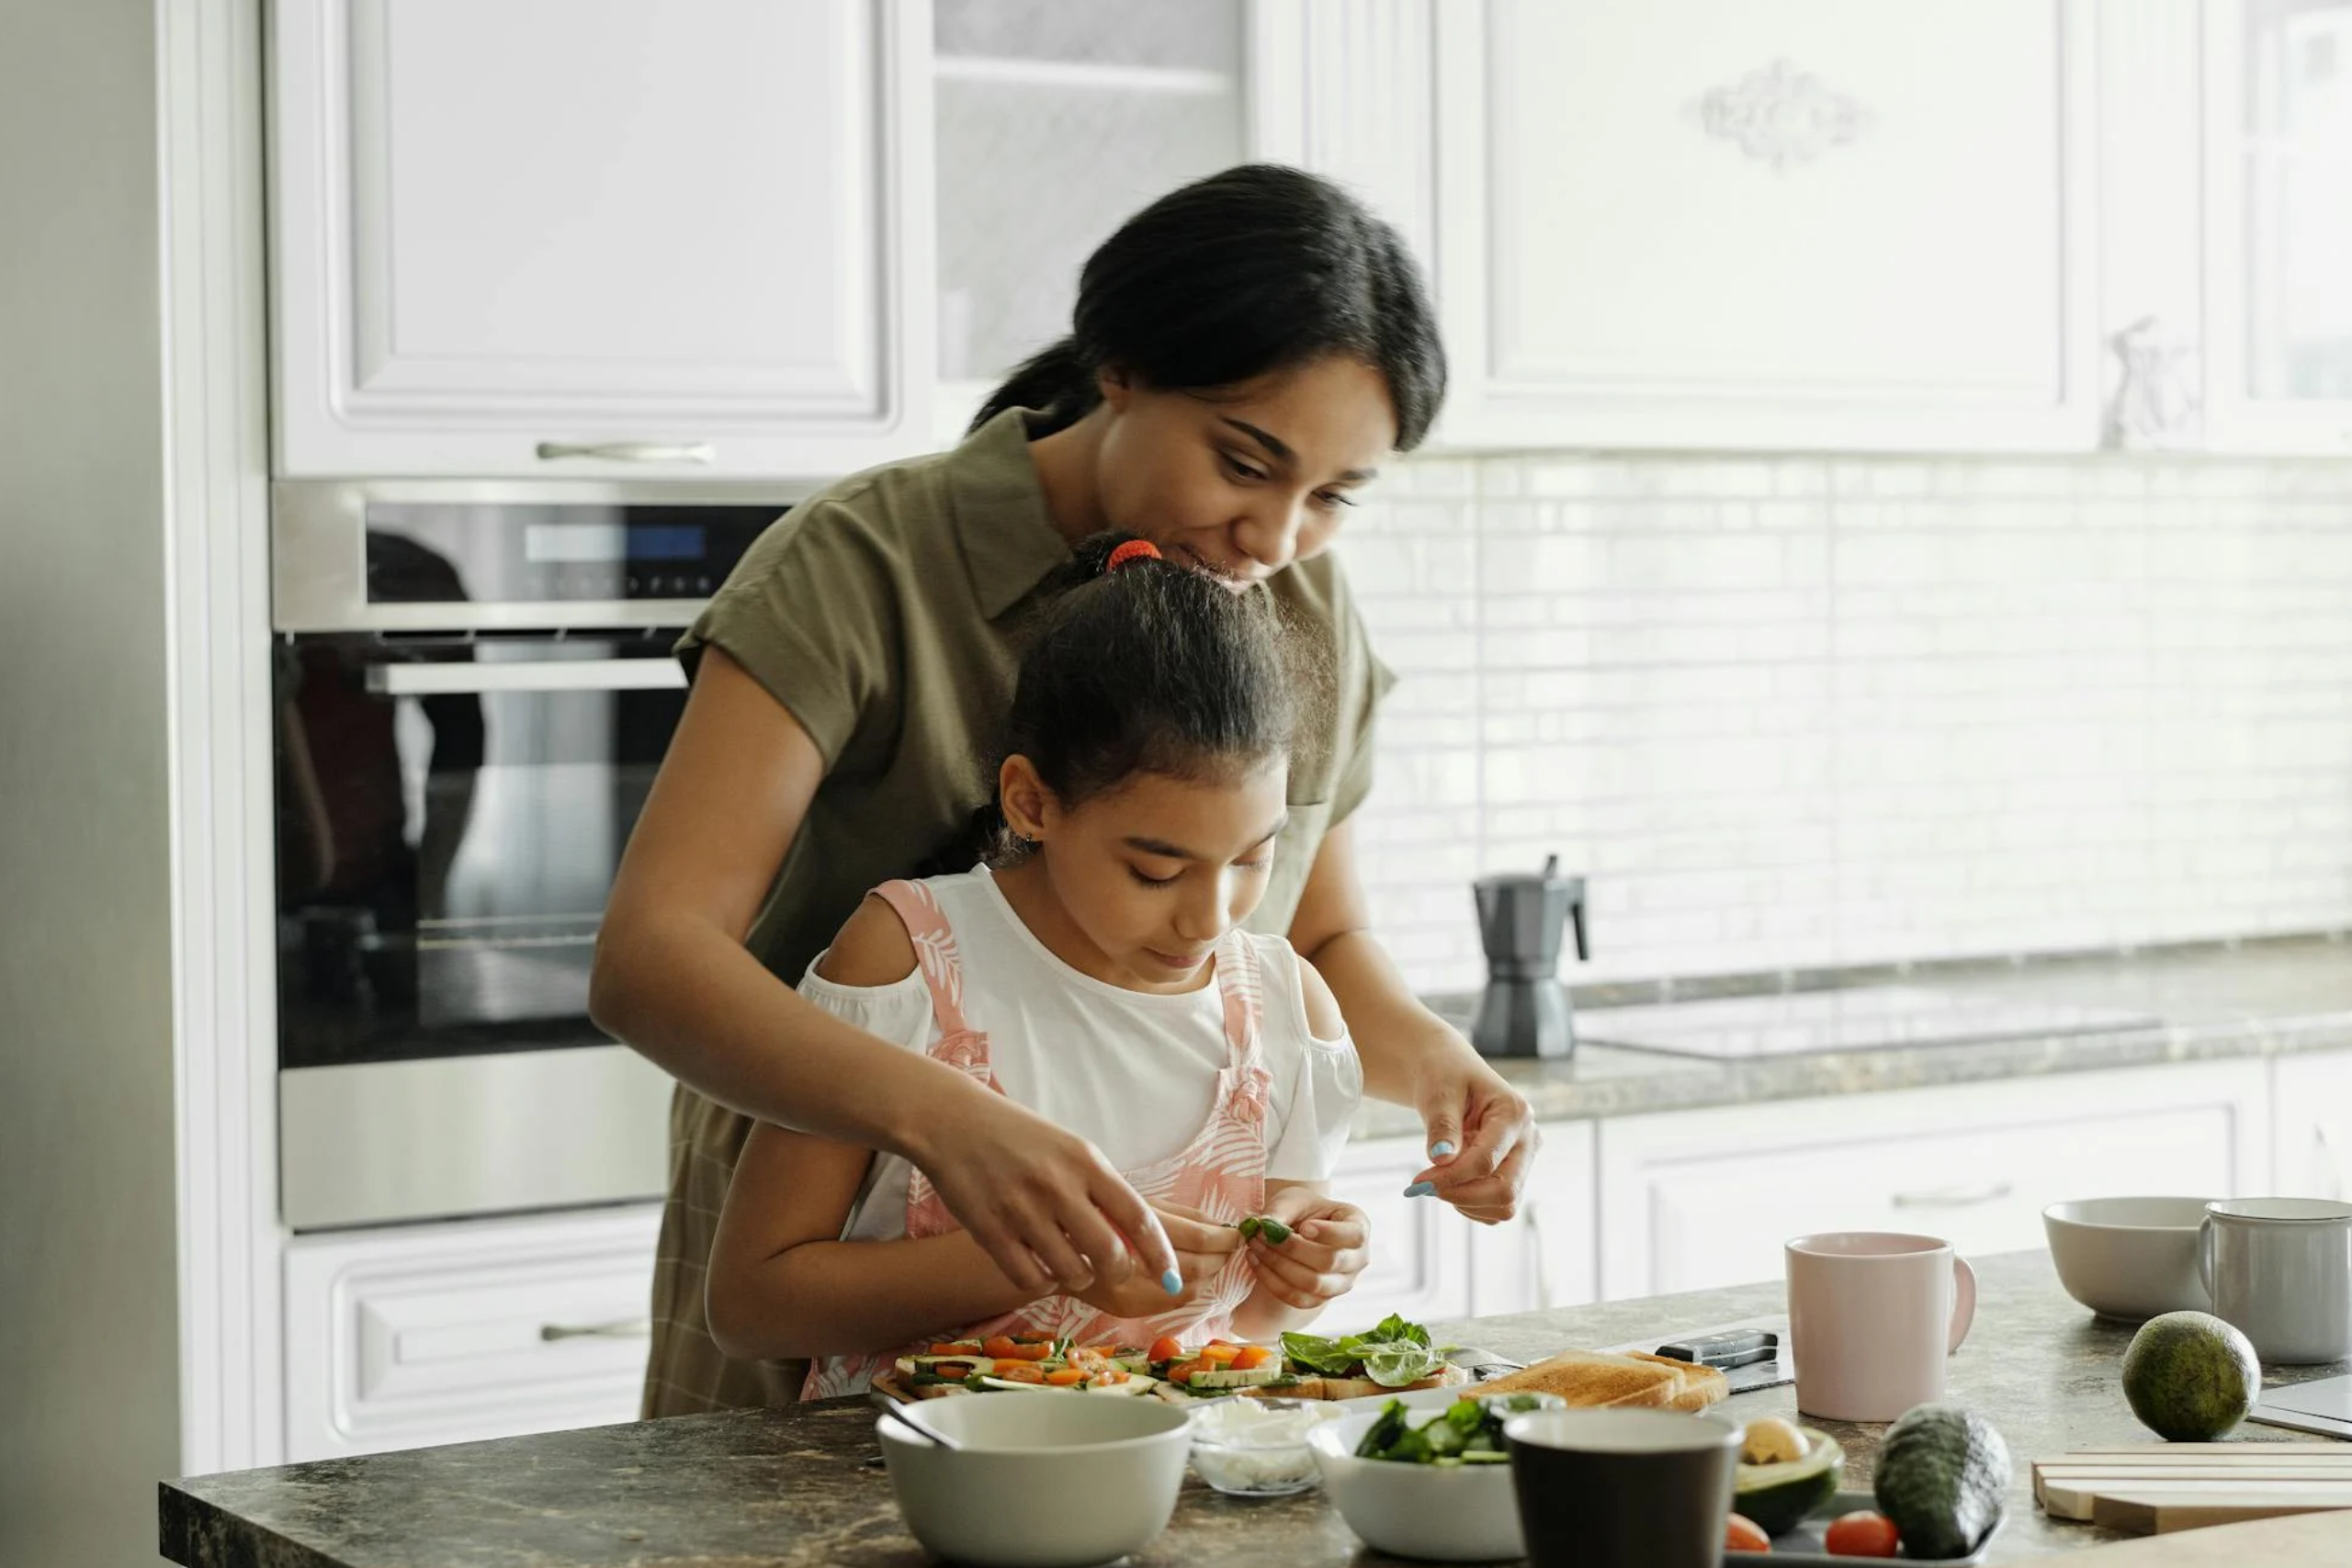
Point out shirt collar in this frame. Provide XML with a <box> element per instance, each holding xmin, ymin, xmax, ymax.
<box><xmin>947</xmin><ymin>407</ymin><xmax>1078</xmax><ymax>620</ymax></box>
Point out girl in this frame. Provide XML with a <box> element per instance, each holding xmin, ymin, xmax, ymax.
<box><xmin>704</xmin><ymin>536</ymin><xmax>1367</xmax><ymax>1385</ymax></box>
<box><xmin>595</xmin><ymin>165</ymin><xmax>1540</xmax><ymax>1416</ymax></box>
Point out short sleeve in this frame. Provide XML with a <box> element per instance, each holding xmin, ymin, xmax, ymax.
<box><xmin>675</xmin><ymin>495</ymin><xmax>903</xmax><ymax>771</ymax></box>
<box><xmin>797</xmin><ymin>958</ymin><xmax>934</xmax><ymax>1055</ymax></box>
<box><xmin>1318</xmin><ymin>553</ymin><xmax>1396</xmax><ymax>829</ymax></box>
<box><xmin>1263</xmin><ymin>946</ymin><xmax>1366</xmax><ymax>1182</ymax></box>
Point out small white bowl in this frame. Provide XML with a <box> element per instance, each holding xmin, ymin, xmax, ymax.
<box><xmin>1187</xmin><ymin>1396</ymin><xmax>1340</xmax><ymax>1496</ymax></box>
<box><xmin>1307</xmin><ymin>1406</ymin><xmax>1523</xmax><ymax>1562</ymax></box>
<box><xmin>2043</xmin><ymin>1195</ymin><xmax>2216</xmax><ymax>1322</ymax></box>
<box><xmin>877</xmin><ymin>1394</ymin><xmax>1191</xmax><ymax>1568</ymax></box>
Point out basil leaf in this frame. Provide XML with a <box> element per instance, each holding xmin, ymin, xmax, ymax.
<box><xmin>1280</xmin><ymin>1332</ymin><xmax>1361</xmax><ymax>1377</ymax></box>
<box><xmin>1363</xmin><ymin>1343</ymin><xmax>1447</xmax><ymax>1388</ymax></box>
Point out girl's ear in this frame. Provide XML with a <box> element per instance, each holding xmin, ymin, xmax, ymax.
<box><xmin>998</xmin><ymin>755</ymin><xmax>1055</xmax><ymax>843</ymax></box>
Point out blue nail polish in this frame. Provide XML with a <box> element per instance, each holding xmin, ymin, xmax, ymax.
<box><xmin>1161</xmin><ymin>1269</ymin><xmax>1184</xmax><ymax>1295</ymax></box>
<box><xmin>1430</xmin><ymin>1141</ymin><xmax>1457</xmax><ymax>1159</ymax></box>
<box><xmin>1403</xmin><ymin>1181</ymin><xmax>1437</xmax><ymax>1199</ymax></box>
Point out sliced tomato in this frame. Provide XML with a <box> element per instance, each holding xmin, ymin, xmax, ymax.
<box><xmin>1230</xmin><ymin>1345</ymin><xmax>1275</xmax><ymax>1371</ymax></box>
<box><xmin>931</xmin><ymin>1360</ymin><xmax>978</xmax><ymax>1380</ymax></box>
<box><xmin>1045</xmin><ymin>1368</ymin><xmax>1088</xmax><ymax>1386</ymax></box>
<box><xmin>1198</xmin><ymin>1343</ymin><xmax>1242</xmax><ymax>1366</ymax></box>
<box><xmin>926</xmin><ymin>1342</ymin><xmax>972</xmax><ymax>1357</ymax></box>
<box><xmin>1724</xmin><ymin>1515</ymin><xmax>1771</xmax><ymax>1552</ymax></box>
<box><xmin>1165</xmin><ymin>1359</ymin><xmax>1204</xmax><ymax>1386</ymax></box>
<box><xmin>980</xmin><ymin>1336</ymin><xmax>1018</xmax><ymax>1359</ymax></box>
<box><xmin>992</xmin><ymin>1362</ymin><xmax>1046</xmax><ymax>1384</ymax></box>
<box><xmin>1823</xmin><ymin>1512</ymin><xmax>1900</xmax><ymax>1558</ymax></box>
<box><xmin>1091</xmin><ymin>1369</ymin><xmax>1130</xmax><ymax>1384</ymax></box>
<box><xmin>1148</xmin><ymin>1336</ymin><xmax>1185</xmax><ymax>1365</ymax></box>
<box><xmin>1008</xmin><ymin>1341</ymin><xmax>1053</xmax><ymax>1361</ymax></box>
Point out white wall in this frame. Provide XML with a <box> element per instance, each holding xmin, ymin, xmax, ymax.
<box><xmin>0</xmin><ymin>4</ymin><xmax>185</xmax><ymax>1565</ymax></box>
<box><xmin>1351</xmin><ymin>453</ymin><xmax>2352</xmax><ymax>992</ymax></box>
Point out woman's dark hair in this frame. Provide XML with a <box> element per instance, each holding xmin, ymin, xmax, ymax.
<box><xmin>972</xmin><ymin>164</ymin><xmax>1446</xmax><ymax>451</ymax></box>
<box><xmin>973</xmin><ymin>535</ymin><xmax>1321</xmax><ymax>868</ymax></box>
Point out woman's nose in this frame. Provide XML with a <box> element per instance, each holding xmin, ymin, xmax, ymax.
<box><xmin>1230</xmin><ymin>497</ymin><xmax>1306</xmax><ymax>570</ymax></box>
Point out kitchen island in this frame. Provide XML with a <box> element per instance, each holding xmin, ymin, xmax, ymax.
<box><xmin>162</xmin><ymin>1251</ymin><xmax>2350</xmax><ymax>1567</ymax></box>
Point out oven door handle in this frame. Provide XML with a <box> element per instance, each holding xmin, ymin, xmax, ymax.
<box><xmin>367</xmin><ymin>659</ymin><xmax>686</xmax><ymax>696</ymax></box>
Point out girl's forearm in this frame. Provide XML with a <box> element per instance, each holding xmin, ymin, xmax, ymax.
<box><xmin>590</xmin><ymin>910</ymin><xmax>988</xmax><ymax>1164</ymax></box>
<box><xmin>708</xmin><ymin>1227</ymin><xmax>1043</xmax><ymax>1363</ymax></box>
<box><xmin>1306</xmin><ymin>929</ymin><xmax>1478</xmax><ymax>1106</ymax></box>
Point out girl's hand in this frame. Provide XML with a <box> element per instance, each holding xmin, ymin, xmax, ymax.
<box><xmin>910</xmin><ymin>1089</ymin><xmax>1181</xmax><ymax>1297</ymax></box>
<box><xmin>1409</xmin><ymin>1055</ymin><xmax>1539</xmax><ymax>1224</ymax></box>
<box><xmin>1068</xmin><ymin>1203</ymin><xmax>1239</xmax><ymax>1320</ymax></box>
<box><xmin>1243</xmin><ymin>1191</ymin><xmax>1370</xmax><ymax>1311</ymax></box>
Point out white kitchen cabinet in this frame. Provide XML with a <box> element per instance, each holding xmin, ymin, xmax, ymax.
<box><xmin>1464</xmin><ymin>1119</ymin><xmax>1600</xmax><ymax>1319</ymax></box>
<box><xmin>1431</xmin><ymin>0</ymin><xmax>2099</xmax><ymax>452</ymax></box>
<box><xmin>2272</xmin><ymin>1050</ymin><xmax>2352</xmax><ymax>1200</ymax></box>
<box><xmin>284</xmin><ymin>1206</ymin><xmax>659</xmax><ymax>1461</ymax></box>
<box><xmin>1593</xmin><ymin>1061</ymin><xmax>2268</xmax><ymax>1302</ymax></box>
<box><xmin>269</xmin><ymin>0</ymin><xmax>933</xmax><ymax>479</ymax></box>
<box><xmin>2202</xmin><ymin>0</ymin><xmax>2352</xmax><ymax>453</ymax></box>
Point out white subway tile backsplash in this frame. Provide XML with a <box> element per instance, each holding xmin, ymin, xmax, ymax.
<box><xmin>1342</xmin><ymin>449</ymin><xmax>2352</xmax><ymax>990</ymax></box>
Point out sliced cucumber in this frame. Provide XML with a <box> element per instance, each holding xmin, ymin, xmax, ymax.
<box><xmin>976</xmin><ymin>1376</ymin><xmax>1066</xmax><ymax>1393</ymax></box>
<box><xmin>1186</xmin><ymin>1365</ymin><xmax>1284</xmax><ymax>1390</ymax></box>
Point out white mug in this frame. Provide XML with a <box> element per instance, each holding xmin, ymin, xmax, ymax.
<box><xmin>1786</xmin><ymin>1232</ymin><xmax>1977</xmax><ymax>1422</ymax></box>
<box><xmin>2199</xmin><ymin>1198</ymin><xmax>2352</xmax><ymax>1365</ymax></box>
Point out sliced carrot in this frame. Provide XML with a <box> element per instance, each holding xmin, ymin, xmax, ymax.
<box><xmin>993</xmin><ymin>1362</ymin><xmax>1046</xmax><ymax>1384</ymax></box>
<box><xmin>1148</xmin><ymin>1336</ymin><xmax>1184</xmax><ymax>1364</ymax></box>
<box><xmin>1045</xmin><ymin>1368</ymin><xmax>1087</xmax><ymax>1386</ymax></box>
<box><xmin>1231</xmin><ymin>1345</ymin><xmax>1275</xmax><ymax>1370</ymax></box>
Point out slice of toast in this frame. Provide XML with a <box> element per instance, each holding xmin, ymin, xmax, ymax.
<box><xmin>1473</xmin><ymin>1348</ymin><xmax>1685</xmax><ymax>1407</ymax></box>
<box><xmin>1623</xmin><ymin>1349</ymin><xmax>1729</xmax><ymax>1411</ymax></box>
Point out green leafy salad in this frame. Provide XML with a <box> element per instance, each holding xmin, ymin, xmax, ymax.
<box><xmin>1353</xmin><ymin>1393</ymin><xmax>1558</xmax><ymax>1465</ymax></box>
<box><xmin>1281</xmin><ymin>1313</ymin><xmax>1453</xmax><ymax>1390</ymax></box>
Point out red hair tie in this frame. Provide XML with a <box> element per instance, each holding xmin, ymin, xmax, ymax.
<box><xmin>1105</xmin><ymin>539</ymin><xmax>1162</xmax><ymax>574</ymax></box>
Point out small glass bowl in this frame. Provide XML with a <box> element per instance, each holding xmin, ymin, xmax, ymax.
<box><xmin>1187</xmin><ymin>1397</ymin><xmax>1340</xmax><ymax>1497</ymax></box>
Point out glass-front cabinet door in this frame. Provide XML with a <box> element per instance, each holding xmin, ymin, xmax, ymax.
<box><xmin>929</xmin><ymin>0</ymin><xmax>1257</xmax><ymax>437</ymax></box>
<box><xmin>2207</xmin><ymin>0</ymin><xmax>2352</xmax><ymax>451</ymax></box>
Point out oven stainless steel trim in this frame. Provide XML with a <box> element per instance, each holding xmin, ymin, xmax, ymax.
<box><xmin>279</xmin><ymin>1045</ymin><xmax>673</xmax><ymax>1231</ymax></box>
<box><xmin>271</xmin><ymin>478</ymin><xmax>801</xmax><ymax>634</ymax></box>
<box><xmin>365</xmin><ymin>658</ymin><xmax>688</xmax><ymax>696</ymax></box>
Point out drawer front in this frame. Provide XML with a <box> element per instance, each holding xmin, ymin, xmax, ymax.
<box><xmin>1325</xmin><ymin>1135</ymin><xmax>1476</xmax><ymax>1332</ymax></box>
<box><xmin>2273</xmin><ymin>1050</ymin><xmax>2352</xmax><ymax>1201</ymax></box>
<box><xmin>286</xmin><ymin>1207</ymin><xmax>660</xmax><ymax>1461</ymax></box>
<box><xmin>1598</xmin><ymin>1062</ymin><xmax>2268</xmax><ymax>1301</ymax></box>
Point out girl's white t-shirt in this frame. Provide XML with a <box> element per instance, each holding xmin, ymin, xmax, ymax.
<box><xmin>801</xmin><ymin>867</ymin><xmax>1364</xmax><ymax>1246</ymax></box>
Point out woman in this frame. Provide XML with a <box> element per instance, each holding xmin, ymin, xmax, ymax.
<box><xmin>591</xmin><ymin>164</ymin><xmax>1541</xmax><ymax>1416</ymax></box>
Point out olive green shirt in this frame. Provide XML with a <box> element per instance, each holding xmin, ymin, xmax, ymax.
<box><xmin>641</xmin><ymin>407</ymin><xmax>1393</xmax><ymax>1417</ymax></box>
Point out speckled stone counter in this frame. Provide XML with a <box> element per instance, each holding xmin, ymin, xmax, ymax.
<box><xmin>1353</xmin><ymin>936</ymin><xmax>2352</xmax><ymax>1140</ymax></box>
<box><xmin>161</xmin><ymin>1251</ymin><xmax>2350</xmax><ymax>1568</ymax></box>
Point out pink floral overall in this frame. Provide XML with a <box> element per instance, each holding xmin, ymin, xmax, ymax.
<box><xmin>803</xmin><ymin>878</ymin><xmax>1274</xmax><ymax>1399</ymax></box>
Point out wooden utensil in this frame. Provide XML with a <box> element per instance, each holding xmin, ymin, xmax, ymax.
<box><xmin>2050</xmin><ymin>1512</ymin><xmax>2352</xmax><ymax>1562</ymax></box>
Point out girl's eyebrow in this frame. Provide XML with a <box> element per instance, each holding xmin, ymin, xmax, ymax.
<box><xmin>1219</xmin><ymin>418</ymin><xmax>1375</xmax><ymax>485</ymax></box>
<box><xmin>1124</xmin><ymin>816</ymin><xmax>1291</xmax><ymax>862</ymax></box>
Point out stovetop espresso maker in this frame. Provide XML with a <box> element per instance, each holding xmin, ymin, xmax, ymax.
<box><xmin>1471</xmin><ymin>855</ymin><xmax>1589</xmax><ymax>1058</ymax></box>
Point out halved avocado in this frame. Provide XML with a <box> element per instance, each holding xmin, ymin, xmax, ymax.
<box><xmin>1734</xmin><ymin>1427</ymin><xmax>1844</xmax><ymax>1536</ymax></box>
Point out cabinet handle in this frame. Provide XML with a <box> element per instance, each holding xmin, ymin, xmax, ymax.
<box><xmin>1524</xmin><ymin>1200</ymin><xmax>1552</xmax><ymax>1314</ymax></box>
<box><xmin>534</xmin><ymin>440</ymin><xmax>715</xmax><ymax>465</ymax></box>
<box><xmin>539</xmin><ymin>1318</ymin><xmax>652</xmax><ymax>1342</ymax></box>
<box><xmin>1892</xmin><ymin>1181</ymin><xmax>2013</xmax><ymax>1210</ymax></box>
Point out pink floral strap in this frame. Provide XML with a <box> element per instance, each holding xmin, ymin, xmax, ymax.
<box><xmin>870</xmin><ymin>879</ymin><xmax>974</xmax><ymax>1038</ymax></box>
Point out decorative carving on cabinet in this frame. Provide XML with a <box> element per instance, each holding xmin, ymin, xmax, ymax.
<box><xmin>1690</xmin><ymin>59</ymin><xmax>1871</xmax><ymax>171</ymax></box>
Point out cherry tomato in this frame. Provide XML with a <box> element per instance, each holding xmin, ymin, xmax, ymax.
<box><xmin>980</xmin><ymin>1336</ymin><xmax>1018</xmax><ymax>1359</ymax></box>
<box><xmin>1165</xmin><ymin>1359</ymin><xmax>1204</xmax><ymax>1386</ymax></box>
<box><xmin>1231</xmin><ymin>1345</ymin><xmax>1275</xmax><ymax>1370</ymax></box>
<box><xmin>991</xmin><ymin>1362</ymin><xmax>1046</xmax><ymax>1384</ymax></box>
<box><xmin>1823</xmin><ymin>1511</ymin><xmax>1901</xmax><ymax>1558</ymax></box>
<box><xmin>1044</xmin><ymin>1368</ymin><xmax>1088</xmax><ymax>1386</ymax></box>
<box><xmin>1198</xmin><ymin>1343</ymin><xmax>1242</xmax><ymax>1366</ymax></box>
<box><xmin>1148</xmin><ymin>1336</ymin><xmax>1185</xmax><ymax>1365</ymax></box>
<box><xmin>1724</xmin><ymin>1514</ymin><xmax>1772</xmax><ymax>1552</ymax></box>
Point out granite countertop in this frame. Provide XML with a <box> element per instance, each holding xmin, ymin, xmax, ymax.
<box><xmin>161</xmin><ymin>1251</ymin><xmax>2350</xmax><ymax>1568</ymax></box>
<box><xmin>1353</xmin><ymin>935</ymin><xmax>2352</xmax><ymax>1139</ymax></box>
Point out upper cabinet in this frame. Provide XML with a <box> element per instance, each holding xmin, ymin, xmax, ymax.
<box><xmin>268</xmin><ymin>0</ymin><xmax>933</xmax><ymax>479</ymax></box>
<box><xmin>1430</xmin><ymin>0</ymin><xmax>2099</xmax><ymax>452</ymax></box>
<box><xmin>2204</xmin><ymin>0</ymin><xmax>2352</xmax><ymax>454</ymax></box>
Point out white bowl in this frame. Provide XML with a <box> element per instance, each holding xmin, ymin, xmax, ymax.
<box><xmin>1306</xmin><ymin>1407</ymin><xmax>1523</xmax><ymax>1562</ymax></box>
<box><xmin>2043</xmin><ymin>1196</ymin><xmax>2216</xmax><ymax>1322</ymax></box>
<box><xmin>877</xmin><ymin>1394</ymin><xmax>1191</xmax><ymax>1568</ymax></box>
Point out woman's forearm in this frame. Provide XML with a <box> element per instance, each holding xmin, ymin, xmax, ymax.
<box><xmin>707</xmin><ymin>1227</ymin><xmax>1040</xmax><ymax>1364</ymax></box>
<box><xmin>1306</xmin><ymin>929</ymin><xmax>1479</xmax><ymax>1106</ymax></box>
<box><xmin>589</xmin><ymin>909</ymin><xmax>986</xmax><ymax>1165</ymax></box>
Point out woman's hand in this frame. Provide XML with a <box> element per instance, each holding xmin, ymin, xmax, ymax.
<box><xmin>1067</xmin><ymin>1203</ymin><xmax>1240</xmax><ymax>1320</ymax></box>
<box><xmin>907</xmin><ymin>1089</ymin><xmax>1184</xmax><ymax>1298</ymax></box>
<box><xmin>1243</xmin><ymin>1189</ymin><xmax>1370</xmax><ymax>1312</ymax></box>
<box><xmin>1409</xmin><ymin>1055</ymin><xmax>1539</xmax><ymax>1224</ymax></box>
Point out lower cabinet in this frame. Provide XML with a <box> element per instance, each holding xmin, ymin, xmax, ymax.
<box><xmin>2272</xmin><ymin>1049</ymin><xmax>2352</xmax><ymax>1201</ymax></box>
<box><xmin>284</xmin><ymin>1205</ymin><xmax>660</xmax><ymax>1461</ymax></box>
<box><xmin>1324</xmin><ymin>1134</ymin><xmax>1481</xmax><ymax>1333</ymax></box>
<box><xmin>1590</xmin><ymin>1061</ymin><xmax>2271</xmax><ymax>1302</ymax></box>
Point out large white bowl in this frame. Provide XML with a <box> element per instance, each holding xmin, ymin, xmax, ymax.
<box><xmin>2043</xmin><ymin>1195</ymin><xmax>2216</xmax><ymax>1321</ymax></box>
<box><xmin>877</xmin><ymin>1394</ymin><xmax>1191</xmax><ymax>1568</ymax></box>
<box><xmin>1306</xmin><ymin>1407</ymin><xmax>1523</xmax><ymax>1562</ymax></box>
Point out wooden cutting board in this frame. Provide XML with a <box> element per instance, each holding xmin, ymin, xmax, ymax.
<box><xmin>2035</xmin><ymin>1443</ymin><xmax>2352</xmax><ymax>1535</ymax></box>
<box><xmin>2050</xmin><ymin>1511</ymin><xmax>2352</xmax><ymax>1562</ymax></box>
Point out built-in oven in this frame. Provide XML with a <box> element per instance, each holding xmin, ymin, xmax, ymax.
<box><xmin>270</xmin><ymin>481</ymin><xmax>794</xmax><ymax>1230</ymax></box>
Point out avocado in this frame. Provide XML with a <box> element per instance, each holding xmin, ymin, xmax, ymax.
<box><xmin>1734</xmin><ymin>1426</ymin><xmax>1844</xmax><ymax>1535</ymax></box>
<box><xmin>1872</xmin><ymin>1404</ymin><xmax>2009</xmax><ymax>1560</ymax></box>
<box><xmin>1186</xmin><ymin>1365</ymin><xmax>1284</xmax><ymax>1389</ymax></box>
<box><xmin>2121</xmin><ymin>1311</ymin><xmax>2260</xmax><ymax>1442</ymax></box>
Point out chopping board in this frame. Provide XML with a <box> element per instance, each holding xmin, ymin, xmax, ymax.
<box><xmin>2035</xmin><ymin>1443</ymin><xmax>2352</xmax><ymax>1535</ymax></box>
<box><xmin>2040</xmin><ymin>1510</ymin><xmax>2352</xmax><ymax>1562</ymax></box>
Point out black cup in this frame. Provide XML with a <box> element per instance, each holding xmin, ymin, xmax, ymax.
<box><xmin>1504</xmin><ymin>1407</ymin><xmax>1742</xmax><ymax>1568</ymax></box>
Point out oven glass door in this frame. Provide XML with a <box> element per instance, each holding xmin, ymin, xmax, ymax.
<box><xmin>275</xmin><ymin>633</ymin><xmax>684</xmax><ymax>1068</ymax></box>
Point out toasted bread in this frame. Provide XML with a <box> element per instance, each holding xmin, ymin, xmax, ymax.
<box><xmin>1471</xmin><ymin>1348</ymin><xmax>1726</xmax><ymax>1411</ymax></box>
<box><xmin>1311</xmin><ymin>1364</ymin><xmax>1472</xmax><ymax>1403</ymax></box>
<box><xmin>1624</xmin><ymin>1350</ymin><xmax>1729</xmax><ymax>1411</ymax></box>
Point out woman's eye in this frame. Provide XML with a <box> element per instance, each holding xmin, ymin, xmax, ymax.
<box><xmin>1314</xmin><ymin>490</ymin><xmax>1357</xmax><ymax>512</ymax></box>
<box><xmin>1127</xmin><ymin>866</ymin><xmax>1180</xmax><ymax>888</ymax></box>
<box><xmin>1222</xmin><ymin>453</ymin><xmax>1268</xmax><ymax>484</ymax></box>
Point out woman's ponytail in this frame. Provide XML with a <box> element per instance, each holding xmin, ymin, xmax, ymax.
<box><xmin>968</xmin><ymin>338</ymin><xmax>1100</xmax><ymax>436</ymax></box>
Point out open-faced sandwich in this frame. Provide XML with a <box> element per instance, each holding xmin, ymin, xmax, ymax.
<box><xmin>1151</xmin><ymin>1314</ymin><xmax>1471</xmax><ymax>1404</ymax></box>
<box><xmin>891</xmin><ymin>1335</ymin><xmax>1159</xmax><ymax>1398</ymax></box>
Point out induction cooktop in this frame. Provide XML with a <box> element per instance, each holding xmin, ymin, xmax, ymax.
<box><xmin>1575</xmin><ymin>984</ymin><xmax>2161</xmax><ymax>1058</ymax></box>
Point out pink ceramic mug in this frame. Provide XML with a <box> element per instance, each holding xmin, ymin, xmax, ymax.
<box><xmin>1786</xmin><ymin>1232</ymin><xmax>1977</xmax><ymax>1422</ymax></box>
